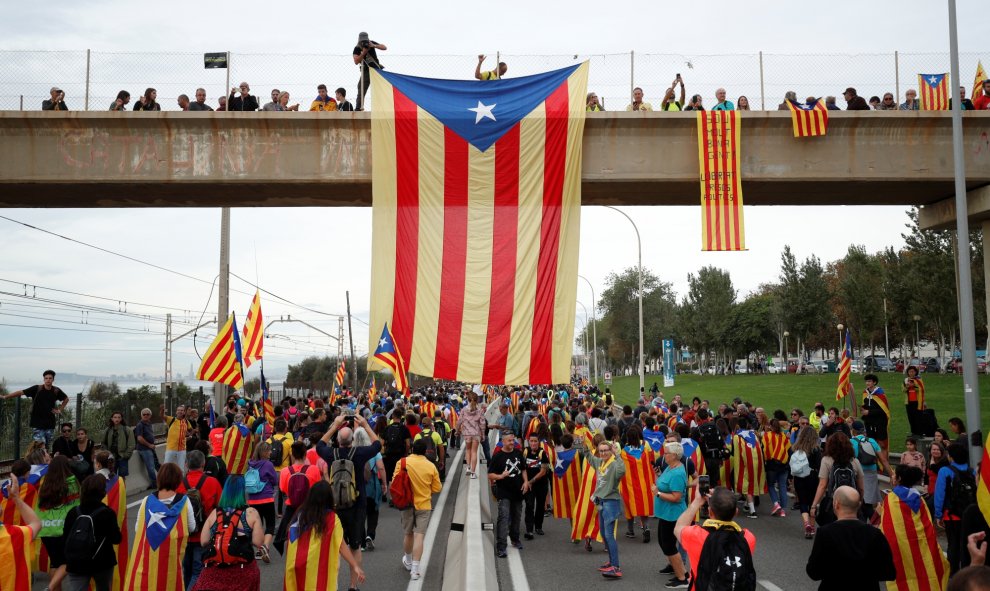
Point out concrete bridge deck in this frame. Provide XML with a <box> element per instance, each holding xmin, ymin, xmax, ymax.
<box><xmin>1</xmin><ymin>111</ymin><xmax>988</xmax><ymax>209</ymax></box>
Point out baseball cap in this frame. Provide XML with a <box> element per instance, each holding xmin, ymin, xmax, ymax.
<box><xmin>851</xmin><ymin>420</ymin><xmax>865</xmax><ymax>432</ymax></box>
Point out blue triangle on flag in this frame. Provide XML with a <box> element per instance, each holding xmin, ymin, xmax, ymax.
<box><xmin>378</xmin><ymin>64</ymin><xmax>580</xmax><ymax>152</ymax></box>
<box><xmin>922</xmin><ymin>73</ymin><xmax>946</xmax><ymax>88</ymax></box>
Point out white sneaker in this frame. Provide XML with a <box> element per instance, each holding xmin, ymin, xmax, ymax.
<box><xmin>402</xmin><ymin>555</ymin><xmax>413</xmax><ymax>571</ymax></box>
<box><xmin>411</xmin><ymin>571</ymin><xmax>422</xmax><ymax>580</ymax></box>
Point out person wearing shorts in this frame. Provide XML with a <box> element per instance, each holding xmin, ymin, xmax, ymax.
<box><xmin>3</xmin><ymin>370</ymin><xmax>68</xmax><ymax>448</ymax></box>
<box><xmin>397</xmin><ymin>438</ymin><xmax>442</xmax><ymax>581</ymax></box>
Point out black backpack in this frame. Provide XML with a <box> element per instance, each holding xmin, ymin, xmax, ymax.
<box><xmin>385</xmin><ymin>423</ymin><xmax>407</xmax><ymax>456</ymax></box>
<box><xmin>269</xmin><ymin>435</ymin><xmax>286</xmax><ymax>468</ymax></box>
<box><xmin>853</xmin><ymin>435</ymin><xmax>877</xmax><ymax>466</ymax></box>
<box><xmin>182</xmin><ymin>473</ymin><xmax>209</xmax><ymax>532</ymax></box>
<box><xmin>692</xmin><ymin>525</ymin><xmax>757</xmax><ymax>591</ymax></box>
<box><xmin>828</xmin><ymin>461</ymin><xmax>856</xmax><ymax>496</ymax></box>
<box><xmin>64</xmin><ymin>506</ymin><xmax>109</xmax><ymax>565</ymax></box>
<box><xmin>948</xmin><ymin>466</ymin><xmax>977</xmax><ymax>516</ymax></box>
<box><xmin>418</xmin><ymin>430</ymin><xmax>439</xmax><ymax>463</ymax></box>
<box><xmin>699</xmin><ymin>422</ymin><xmax>725</xmax><ymax>458</ymax></box>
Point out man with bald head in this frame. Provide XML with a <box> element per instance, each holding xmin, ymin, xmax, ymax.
<box><xmin>317</xmin><ymin>412</ymin><xmax>382</xmax><ymax>591</ymax></box>
<box><xmin>806</xmin><ymin>486</ymin><xmax>895</xmax><ymax>589</ymax></box>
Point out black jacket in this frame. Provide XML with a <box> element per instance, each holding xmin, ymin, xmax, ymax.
<box><xmin>62</xmin><ymin>502</ymin><xmax>123</xmax><ymax>574</ymax></box>
<box><xmin>227</xmin><ymin>93</ymin><xmax>259</xmax><ymax>111</ymax></box>
<box><xmin>806</xmin><ymin>518</ymin><xmax>895</xmax><ymax>590</ymax></box>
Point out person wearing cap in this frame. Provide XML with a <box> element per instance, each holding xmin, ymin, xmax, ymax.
<box><xmin>842</xmin><ymin>87</ymin><xmax>870</xmax><ymax>110</ymax></box>
<box><xmin>975</xmin><ymin>79</ymin><xmax>990</xmax><ymax>111</ymax></box>
<box><xmin>42</xmin><ymin>87</ymin><xmax>68</xmax><ymax>111</ymax></box>
<box><xmin>900</xmin><ymin>88</ymin><xmax>920</xmax><ymax>110</ymax></box>
<box><xmin>850</xmin><ymin>420</ymin><xmax>886</xmax><ymax>522</ymax></box>
<box><xmin>309</xmin><ymin>84</ymin><xmax>338</xmax><ymax>112</ymax></box>
<box><xmin>353</xmin><ymin>32</ymin><xmax>387</xmax><ymax>111</ymax></box>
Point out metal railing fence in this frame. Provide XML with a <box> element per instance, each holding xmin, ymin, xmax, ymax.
<box><xmin>0</xmin><ymin>50</ymin><xmax>984</xmax><ymax>113</ymax></box>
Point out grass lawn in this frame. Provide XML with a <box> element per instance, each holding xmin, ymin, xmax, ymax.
<box><xmin>603</xmin><ymin>372</ymin><xmax>990</xmax><ymax>449</ymax></box>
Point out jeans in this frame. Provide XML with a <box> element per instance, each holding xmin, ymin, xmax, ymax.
<box><xmin>164</xmin><ymin>449</ymin><xmax>186</xmax><ymax>472</ymax></box>
<box><xmin>597</xmin><ymin>499</ymin><xmax>621</xmax><ymax>568</ymax></box>
<box><xmin>32</xmin><ymin>428</ymin><xmax>54</xmax><ymax>448</ymax></box>
<box><xmin>116</xmin><ymin>455</ymin><xmax>130</xmax><ymax>478</ymax></box>
<box><xmin>524</xmin><ymin>482</ymin><xmax>548</xmax><ymax>533</ymax></box>
<box><xmin>766</xmin><ymin>466</ymin><xmax>790</xmax><ymax>507</ymax></box>
<box><xmin>366</xmin><ymin>498</ymin><xmax>380</xmax><ymax>540</ymax></box>
<box><xmin>183</xmin><ymin>543</ymin><xmax>206</xmax><ymax>590</ymax></box>
<box><xmin>138</xmin><ymin>447</ymin><xmax>158</xmax><ymax>487</ymax></box>
<box><xmin>355</xmin><ymin>64</ymin><xmax>376</xmax><ymax>111</ymax></box>
<box><xmin>481</xmin><ymin>438</ymin><xmax>492</xmax><ymax>464</ymax></box>
<box><xmin>496</xmin><ymin>497</ymin><xmax>523</xmax><ymax>552</ymax></box>
<box><xmin>65</xmin><ymin>569</ymin><xmax>114</xmax><ymax>591</ymax></box>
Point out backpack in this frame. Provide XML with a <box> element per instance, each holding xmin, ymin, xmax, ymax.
<box><xmin>418</xmin><ymin>430</ymin><xmax>438</xmax><ymax>463</ymax></box>
<box><xmin>828</xmin><ymin>461</ymin><xmax>856</xmax><ymax>496</ymax></box>
<box><xmin>330</xmin><ymin>447</ymin><xmax>359</xmax><ymax>510</ymax></box>
<box><xmin>692</xmin><ymin>526</ymin><xmax>757</xmax><ymax>591</ymax></box>
<box><xmin>854</xmin><ymin>435</ymin><xmax>878</xmax><ymax>466</ymax></box>
<box><xmin>245</xmin><ymin>466</ymin><xmax>265</xmax><ymax>494</ymax></box>
<box><xmin>789</xmin><ymin>450</ymin><xmax>811</xmax><ymax>478</ymax></box>
<box><xmin>182</xmin><ymin>473</ymin><xmax>209</xmax><ymax>532</ymax></box>
<box><xmin>389</xmin><ymin>457</ymin><xmax>415</xmax><ymax>510</ymax></box>
<box><xmin>286</xmin><ymin>465</ymin><xmax>311</xmax><ymax>507</ymax></box>
<box><xmin>385</xmin><ymin>423</ymin><xmax>407</xmax><ymax>456</ymax></box>
<box><xmin>64</xmin><ymin>506</ymin><xmax>109</xmax><ymax>565</ymax></box>
<box><xmin>269</xmin><ymin>436</ymin><xmax>286</xmax><ymax>468</ymax></box>
<box><xmin>204</xmin><ymin>509</ymin><xmax>254</xmax><ymax>566</ymax></box>
<box><xmin>205</xmin><ymin>455</ymin><xmax>228</xmax><ymax>487</ymax></box>
<box><xmin>699</xmin><ymin>422</ymin><xmax>725</xmax><ymax>458</ymax></box>
<box><xmin>948</xmin><ymin>466</ymin><xmax>978</xmax><ymax>516</ymax></box>
<box><xmin>433</xmin><ymin>420</ymin><xmax>449</xmax><ymax>444</ymax></box>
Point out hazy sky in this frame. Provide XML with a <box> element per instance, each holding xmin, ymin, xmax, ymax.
<box><xmin>0</xmin><ymin>1</ymin><xmax>983</xmax><ymax>384</ymax></box>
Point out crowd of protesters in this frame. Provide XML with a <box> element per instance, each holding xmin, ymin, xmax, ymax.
<box><xmin>5</xmin><ymin>364</ymin><xmax>990</xmax><ymax>589</ymax></box>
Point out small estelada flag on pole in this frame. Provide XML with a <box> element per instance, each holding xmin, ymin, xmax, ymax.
<box><xmin>241</xmin><ymin>291</ymin><xmax>263</xmax><ymax>368</ymax></box>
<box><xmin>697</xmin><ymin>110</ymin><xmax>746</xmax><ymax>251</ymax></box>
<box><xmin>918</xmin><ymin>73</ymin><xmax>950</xmax><ymax>110</ymax></box>
<box><xmin>836</xmin><ymin>329</ymin><xmax>853</xmax><ymax>401</ymax></box>
<box><xmin>372</xmin><ymin>322</ymin><xmax>409</xmax><ymax>396</ymax></box>
<box><xmin>196</xmin><ymin>313</ymin><xmax>244</xmax><ymax>390</ymax></box>
<box><xmin>786</xmin><ymin>99</ymin><xmax>828</xmax><ymax>138</ymax></box>
<box><xmin>973</xmin><ymin>61</ymin><xmax>988</xmax><ymax>102</ymax></box>
<box><xmin>334</xmin><ymin>360</ymin><xmax>346</xmax><ymax>389</ymax></box>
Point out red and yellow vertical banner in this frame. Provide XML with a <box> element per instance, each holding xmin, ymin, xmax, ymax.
<box><xmin>697</xmin><ymin>111</ymin><xmax>745</xmax><ymax>251</ymax></box>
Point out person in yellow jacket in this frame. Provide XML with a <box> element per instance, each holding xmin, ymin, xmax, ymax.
<box><xmin>309</xmin><ymin>84</ymin><xmax>337</xmax><ymax>112</ymax></box>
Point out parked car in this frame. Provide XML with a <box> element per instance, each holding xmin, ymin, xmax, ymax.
<box><xmin>766</xmin><ymin>360</ymin><xmax>783</xmax><ymax>374</ymax></box>
<box><xmin>948</xmin><ymin>357</ymin><xmax>988</xmax><ymax>374</ymax></box>
<box><xmin>733</xmin><ymin>360</ymin><xmax>749</xmax><ymax>374</ymax></box>
<box><xmin>863</xmin><ymin>355</ymin><xmax>895</xmax><ymax>373</ymax></box>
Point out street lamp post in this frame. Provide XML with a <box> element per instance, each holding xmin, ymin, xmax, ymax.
<box><xmin>913</xmin><ymin>315</ymin><xmax>921</xmax><ymax>358</ymax></box>
<box><xmin>837</xmin><ymin>324</ymin><xmax>844</xmax><ymax>362</ymax></box>
<box><xmin>603</xmin><ymin>206</ymin><xmax>644</xmax><ymax>391</ymax></box>
<box><xmin>576</xmin><ymin>300</ymin><xmax>590</xmax><ymax>382</ymax></box>
<box><xmin>783</xmin><ymin>331</ymin><xmax>790</xmax><ymax>375</ymax></box>
<box><xmin>578</xmin><ymin>274</ymin><xmax>599</xmax><ymax>387</ymax></box>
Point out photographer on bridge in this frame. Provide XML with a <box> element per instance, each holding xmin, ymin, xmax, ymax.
<box><xmin>353</xmin><ymin>32</ymin><xmax>387</xmax><ymax>111</ymax></box>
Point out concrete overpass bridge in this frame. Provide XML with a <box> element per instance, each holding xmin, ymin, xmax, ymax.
<box><xmin>1</xmin><ymin>111</ymin><xmax>989</xmax><ymax>211</ymax></box>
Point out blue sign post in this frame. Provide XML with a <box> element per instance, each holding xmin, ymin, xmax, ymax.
<box><xmin>662</xmin><ymin>339</ymin><xmax>676</xmax><ymax>388</ymax></box>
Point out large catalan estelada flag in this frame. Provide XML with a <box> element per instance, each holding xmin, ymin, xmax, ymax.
<box><xmin>104</xmin><ymin>473</ymin><xmax>129</xmax><ymax>591</ymax></box>
<box><xmin>372</xmin><ymin>323</ymin><xmax>409</xmax><ymax>396</ymax></box>
<box><xmin>124</xmin><ymin>494</ymin><xmax>189</xmax><ymax>591</ymax></box>
<box><xmin>919</xmin><ymin>73</ymin><xmax>950</xmax><ymax>111</ymax></box>
<box><xmin>222</xmin><ymin>423</ymin><xmax>254</xmax><ymax>476</ymax></box>
<box><xmin>619</xmin><ymin>446</ymin><xmax>655</xmax><ymax>520</ymax></box>
<box><xmin>196</xmin><ymin>313</ymin><xmax>244</xmax><ymax>390</ymax></box>
<box><xmin>0</xmin><ymin>522</ymin><xmax>33</xmax><ymax>591</ymax></box>
<box><xmin>241</xmin><ymin>291</ymin><xmax>263</xmax><ymax>368</ymax></box>
<box><xmin>284</xmin><ymin>511</ymin><xmax>344</xmax><ymax>591</ymax></box>
<box><xmin>836</xmin><ymin>328</ymin><xmax>853</xmax><ymax>401</ymax></box>
<box><xmin>552</xmin><ymin>447</ymin><xmax>581</xmax><ymax>519</ymax></box>
<box><xmin>368</xmin><ymin>63</ymin><xmax>589</xmax><ymax>385</ymax></box>
<box><xmin>878</xmin><ymin>486</ymin><xmax>948</xmax><ymax>591</ymax></box>
<box><xmin>697</xmin><ymin>111</ymin><xmax>745</xmax><ymax>251</ymax></box>
<box><xmin>786</xmin><ymin>99</ymin><xmax>828</xmax><ymax>138</ymax></box>
<box><xmin>973</xmin><ymin>61</ymin><xmax>987</xmax><ymax>102</ymax></box>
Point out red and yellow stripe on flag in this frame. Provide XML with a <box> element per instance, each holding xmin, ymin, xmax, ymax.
<box><xmin>731</xmin><ymin>433</ymin><xmax>767</xmax><ymax>496</ymax></box>
<box><xmin>761</xmin><ymin>431</ymin><xmax>790</xmax><ymax>464</ymax></box>
<box><xmin>509</xmin><ymin>392</ymin><xmax>520</xmax><ymax>415</ymax></box>
<box><xmin>368</xmin><ymin>63</ymin><xmax>589</xmax><ymax>385</ymax></box>
<box><xmin>919</xmin><ymin>73</ymin><xmax>950</xmax><ymax>111</ymax></box>
<box><xmin>977</xmin><ymin>432</ymin><xmax>990</xmax><ymax>530</ymax></box>
<box><xmin>1</xmin><ymin>481</ymin><xmax>39</xmax><ymax>527</ymax></box>
<box><xmin>421</xmin><ymin>400</ymin><xmax>437</xmax><ymax>421</ymax></box>
<box><xmin>447</xmin><ymin>405</ymin><xmax>459</xmax><ymax>430</ymax></box>
<box><xmin>619</xmin><ymin>446</ymin><xmax>655</xmax><ymax>519</ymax></box>
<box><xmin>786</xmin><ymin>99</ymin><xmax>828</xmax><ymax>138</ymax></box>
<box><xmin>973</xmin><ymin>61</ymin><xmax>987</xmax><ymax>102</ymax></box>
<box><xmin>241</xmin><ymin>290</ymin><xmax>263</xmax><ymax>368</ymax></box>
<box><xmin>196</xmin><ymin>314</ymin><xmax>244</xmax><ymax>390</ymax></box>
<box><xmin>570</xmin><ymin>459</ymin><xmax>602</xmax><ymax>542</ymax></box>
<box><xmin>878</xmin><ymin>490</ymin><xmax>948</xmax><ymax>591</ymax></box>
<box><xmin>524</xmin><ymin>417</ymin><xmax>541</xmax><ymax>441</ymax></box>
<box><xmin>836</xmin><ymin>329</ymin><xmax>853</xmax><ymax>401</ymax></box>
<box><xmin>697</xmin><ymin>111</ymin><xmax>745</xmax><ymax>251</ymax></box>
<box><xmin>102</xmin><ymin>474</ymin><xmax>129</xmax><ymax>591</ymax></box>
<box><xmin>0</xmin><ymin>524</ymin><xmax>33</xmax><ymax>591</ymax></box>
<box><xmin>334</xmin><ymin>361</ymin><xmax>346</xmax><ymax>388</ymax></box>
<box><xmin>551</xmin><ymin>450</ymin><xmax>581</xmax><ymax>519</ymax></box>
<box><xmin>283</xmin><ymin>512</ymin><xmax>343</xmax><ymax>591</ymax></box>
<box><xmin>123</xmin><ymin>496</ymin><xmax>189</xmax><ymax>591</ymax></box>
<box><xmin>222</xmin><ymin>424</ymin><xmax>254</xmax><ymax>476</ymax></box>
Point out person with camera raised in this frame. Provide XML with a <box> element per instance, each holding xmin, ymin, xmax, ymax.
<box><xmin>42</xmin><ymin>87</ymin><xmax>69</xmax><ymax>111</ymax></box>
<box><xmin>475</xmin><ymin>55</ymin><xmax>508</xmax><ymax>80</ymax></box>
<box><xmin>353</xmin><ymin>32</ymin><xmax>387</xmax><ymax>111</ymax></box>
<box><xmin>316</xmin><ymin>412</ymin><xmax>381</xmax><ymax>591</ymax></box>
<box><xmin>675</xmin><ymin>484</ymin><xmax>758</xmax><ymax>590</ymax></box>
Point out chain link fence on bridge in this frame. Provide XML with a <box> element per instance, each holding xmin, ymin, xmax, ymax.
<box><xmin>0</xmin><ymin>50</ymin><xmax>985</xmax><ymax>113</ymax></box>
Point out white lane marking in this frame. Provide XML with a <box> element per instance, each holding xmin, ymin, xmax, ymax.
<box><xmin>464</xmin><ymin>467</ymin><xmax>487</xmax><ymax>591</ymax></box>
<box><xmin>407</xmin><ymin>443</ymin><xmax>466</xmax><ymax>591</ymax></box>
<box><xmin>507</xmin><ymin>544</ymin><xmax>531</xmax><ymax>591</ymax></box>
<box><xmin>758</xmin><ymin>580</ymin><xmax>784</xmax><ymax>591</ymax></box>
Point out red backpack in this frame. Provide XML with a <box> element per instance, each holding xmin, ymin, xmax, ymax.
<box><xmin>203</xmin><ymin>509</ymin><xmax>254</xmax><ymax>566</ymax></box>
<box><xmin>389</xmin><ymin>458</ymin><xmax>415</xmax><ymax>510</ymax></box>
<box><xmin>286</xmin><ymin>465</ymin><xmax>311</xmax><ymax>507</ymax></box>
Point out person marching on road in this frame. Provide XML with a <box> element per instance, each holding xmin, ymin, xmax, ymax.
<box><xmin>489</xmin><ymin>432</ymin><xmax>530</xmax><ymax>559</ymax></box>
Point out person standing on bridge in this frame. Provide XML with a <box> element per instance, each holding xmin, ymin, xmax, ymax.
<box><xmin>3</xmin><ymin>369</ymin><xmax>69</xmax><ymax>449</ymax></box>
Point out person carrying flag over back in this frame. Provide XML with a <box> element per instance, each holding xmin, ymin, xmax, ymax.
<box><xmin>878</xmin><ymin>464</ymin><xmax>949</xmax><ymax>590</ymax></box>
<box><xmin>862</xmin><ymin>373</ymin><xmax>891</xmax><ymax>454</ymax></box>
<box><xmin>283</xmin><ymin>481</ymin><xmax>365</xmax><ymax>591</ymax></box>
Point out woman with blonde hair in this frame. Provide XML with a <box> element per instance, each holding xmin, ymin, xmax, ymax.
<box><xmin>457</xmin><ymin>392</ymin><xmax>486</xmax><ymax>478</ymax></box>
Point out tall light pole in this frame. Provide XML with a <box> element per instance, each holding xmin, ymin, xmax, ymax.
<box><xmin>576</xmin><ymin>300</ymin><xmax>590</xmax><ymax>380</ymax></box>
<box><xmin>578</xmin><ymin>274</ymin><xmax>599</xmax><ymax>386</ymax></box>
<box><xmin>948</xmin><ymin>0</ymin><xmax>982</xmax><ymax>462</ymax></box>
<box><xmin>837</xmin><ymin>324</ymin><xmax>844</xmax><ymax>364</ymax></box>
<box><xmin>603</xmin><ymin>205</ymin><xmax>644</xmax><ymax>391</ymax></box>
<box><xmin>913</xmin><ymin>315</ymin><xmax>921</xmax><ymax>358</ymax></box>
<box><xmin>783</xmin><ymin>331</ymin><xmax>790</xmax><ymax>375</ymax></box>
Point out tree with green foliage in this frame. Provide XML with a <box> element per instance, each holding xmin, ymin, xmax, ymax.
<box><xmin>680</xmin><ymin>266</ymin><xmax>736</xmax><ymax>371</ymax></box>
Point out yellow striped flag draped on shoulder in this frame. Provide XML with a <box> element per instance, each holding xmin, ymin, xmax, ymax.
<box><xmin>368</xmin><ymin>63</ymin><xmax>589</xmax><ymax>385</ymax></box>
<box><xmin>196</xmin><ymin>313</ymin><xmax>245</xmax><ymax>390</ymax></box>
<box><xmin>786</xmin><ymin>99</ymin><xmax>828</xmax><ymax>138</ymax></box>
<box><xmin>124</xmin><ymin>495</ymin><xmax>189</xmax><ymax>591</ymax></box>
<box><xmin>878</xmin><ymin>486</ymin><xmax>948</xmax><ymax>590</ymax></box>
<box><xmin>241</xmin><ymin>291</ymin><xmax>263</xmax><ymax>368</ymax></box>
<box><xmin>103</xmin><ymin>474</ymin><xmax>129</xmax><ymax>591</ymax></box>
<box><xmin>283</xmin><ymin>511</ymin><xmax>344</xmax><ymax>591</ymax></box>
<box><xmin>570</xmin><ymin>457</ymin><xmax>602</xmax><ymax>542</ymax></box>
<box><xmin>697</xmin><ymin>110</ymin><xmax>745</xmax><ymax>251</ymax></box>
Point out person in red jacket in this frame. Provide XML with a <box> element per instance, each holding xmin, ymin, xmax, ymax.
<box><xmin>177</xmin><ymin>450</ymin><xmax>222</xmax><ymax>590</ymax></box>
<box><xmin>974</xmin><ymin>79</ymin><xmax>990</xmax><ymax>111</ymax></box>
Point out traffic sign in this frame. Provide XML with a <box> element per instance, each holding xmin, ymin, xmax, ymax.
<box><xmin>603</xmin><ymin>371</ymin><xmax>612</xmax><ymax>385</ymax></box>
